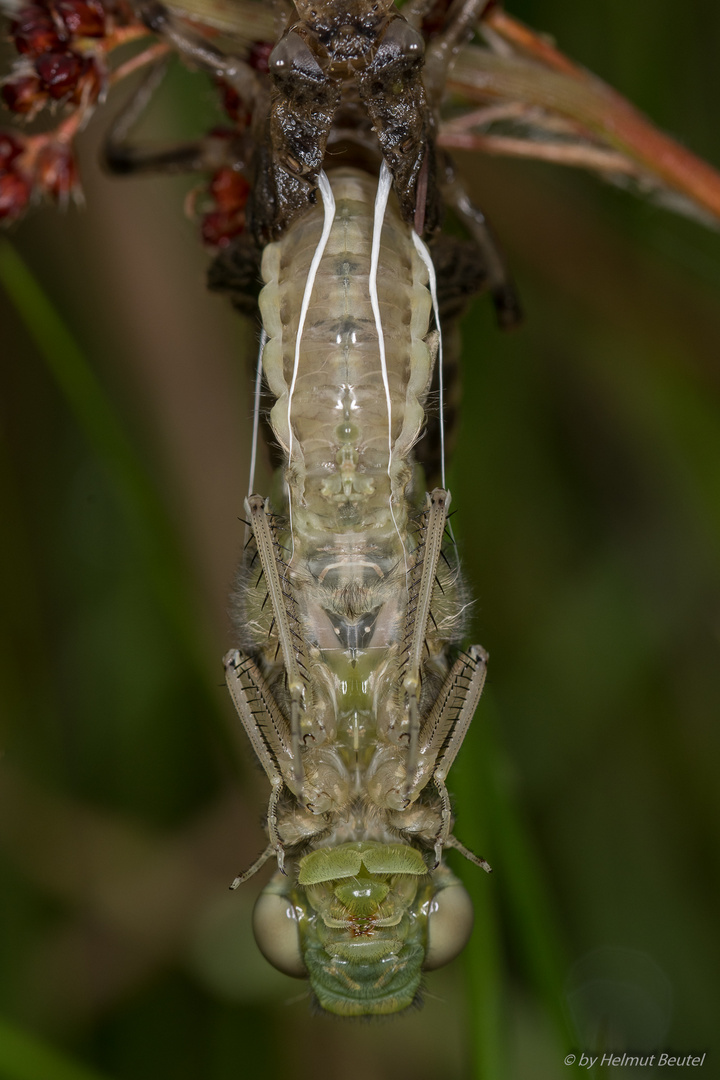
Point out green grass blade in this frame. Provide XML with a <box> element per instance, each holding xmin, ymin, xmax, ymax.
<box><xmin>454</xmin><ymin>692</ymin><xmax>577</xmax><ymax>1078</ymax></box>
<box><xmin>463</xmin><ymin>862</ymin><xmax>505</xmax><ymax>1080</ymax></box>
<box><xmin>452</xmin><ymin>712</ymin><xmax>507</xmax><ymax>1080</ymax></box>
<box><xmin>485</xmin><ymin>727</ymin><xmax>575</xmax><ymax>1049</ymax></box>
<box><xmin>0</xmin><ymin>1017</ymin><xmax>111</xmax><ymax>1080</ymax></box>
<box><xmin>0</xmin><ymin>239</ymin><xmax>220</xmax><ymax>699</ymax></box>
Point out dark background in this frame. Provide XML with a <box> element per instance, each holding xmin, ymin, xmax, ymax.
<box><xmin>1</xmin><ymin>1</ymin><xmax>719</xmax><ymax>1077</ymax></box>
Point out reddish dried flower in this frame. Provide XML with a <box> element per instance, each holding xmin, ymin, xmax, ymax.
<box><xmin>71</xmin><ymin>56</ymin><xmax>102</xmax><ymax>104</ymax></box>
<box><xmin>216</xmin><ymin>80</ymin><xmax>251</xmax><ymax>128</ymax></box>
<box><xmin>207</xmin><ymin>125</ymin><xmax>235</xmax><ymax>142</ymax></box>
<box><xmin>11</xmin><ymin>5</ymin><xmax>66</xmax><ymax>58</ymax></box>
<box><xmin>0</xmin><ymin>131</ymin><xmax>25</xmax><ymax>168</ymax></box>
<box><xmin>55</xmin><ymin>0</ymin><xmax>106</xmax><ymax>38</ymax></box>
<box><xmin>201</xmin><ymin>208</ymin><xmax>245</xmax><ymax>248</ymax></box>
<box><xmin>35</xmin><ymin>141</ymin><xmax>80</xmax><ymax>199</ymax></box>
<box><xmin>1</xmin><ymin>73</ymin><xmax>47</xmax><ymax>115</ymax></box>
<box><xmin>35</xmin><ymin>50</ymin><xmax>84</xmax><ymax>99</ymax></box>
<box><xmin>0</xmin><ymin>169</ymin><xmax>31</xmax><ymax>221</ymax></box>
<box><xmin>248</xmin><ymin>41</ymin><xmax>273</xmax><ymax>74</ymax></box>
<box><xmin>209</xmin><ymin>167</ymin><xmax>250</xmax><ymax>213</ymax></box>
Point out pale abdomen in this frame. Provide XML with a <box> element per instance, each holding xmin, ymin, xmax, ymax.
<box><xmin>258</xmin><ymin>168</ymin><xmax>435</xmax><ymax>560</ymax></box>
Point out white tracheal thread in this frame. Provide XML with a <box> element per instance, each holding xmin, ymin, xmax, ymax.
<box><xmin>245</xmin><ymin>328</ymin><xmax>267</xmax><ymax>550</ymax></box>
<box><xmin>411</xmin><ymin>231</ymin><xmax>445</xmax><ymax>490</ymax></box>
<box><xmin>286</xmin><ymin>170</ymin><xmax>336</xmax><ymax>561</ymax></box>
<box><xmin>411</xmin><ymin>230</ymin><xmax>455</xmax><ymax>545</ymax></box>
<box><xmin>369</xmin><ymin>161</ymin><xmax>407</xmax><ymax>571</ymax></box>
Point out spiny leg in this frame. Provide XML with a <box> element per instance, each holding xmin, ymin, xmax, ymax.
<box><xmin>416</xmin><ymin>0</ymin><xmax>522</xmax><ymax>326</ymax></box>
<box><xmin>403</xmin><ymin>645</ymin><xmax>488</xmax><ymax>865</ymax></box>
<box><xmin>441</xmin><ymin>156</ymin><xmax>522</xmax><ymax>329</ymax></box>
<box><xmin>444</xmin><ymin>833</ymin><xmax>492</xmax><ymax>873</ymax></box>
<box><xmin>230</xmin><ymin>843</ymin><xmax>275</xmax><ymax>890</ymax></box>
<box><xmin>431</xmin><ymin>645</ymin><xmax>488</xmax><ymax>861</ymax></box>
<box><xmin>245</xmin><ymin>496</ymin><xmax>311</xmax><ymax>792</ymax></box>
<box><xmin>137</xmin><ymin>1</ymin><xmax>259</xmax><ymax>103</ymax></box>
<box><xmin>103</xmin><ymin>57</ymin><xmax>250</xmax><ymax>178</ymax></box>
<box><xmin>431</xmin><ymin>646</ymin><xmax>488</xmax><ymax>778</ymax></box>
<box><xmin>423</xmin><ymin>0</ymin><xmax>495</xmax><ymax>105</ymax></box>
<box><xmin>402</xmin><ymin>0</ymin><xmax>437</xmax><ymax>28</ymax></box>
<box><xmin>224</xmin><ymin>649</ymin><xmax>294</xmax><ymax>871</ymax></box>
<box><xmin>401</xmin><ymin>487</ymin><xmax>451</xmax><ymax>793</ymax></box>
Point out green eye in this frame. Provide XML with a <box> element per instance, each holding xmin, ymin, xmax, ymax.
<box><xmin>252</xmin><ymin>891</ymin><xmax>306</xmax><ymax>978</ymax></box>
<box><xmin>423</xmin><ymin>882</ymin><xmax>474</xmax><ymax>971</ymax></box>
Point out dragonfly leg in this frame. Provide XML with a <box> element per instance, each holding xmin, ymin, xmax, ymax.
<box><xmin>206</xmin><ymin>238</ymin><xmax>264</xmax><ymax>320</ymax></box>
<box><xmin>245</xmin><ymin>496</ymin><xmax>313</xmax><ymax>794</ymax></box>
<box><xmin>401</xmin><ymin>488</ymin><xmax>451</xmax><ymax>795</ymax></box>
<box><xmin>431</xmin><ymin>773</ymin><xmax>492</xmax><ymax>873</ymax></box>
<box><xmin>431</xmin><ymin>645</ymin><xmax>488</xmax><ymax>781</ymax></box>
<box><xmin>398</xmin><ymin>645</ymin><xmax>488</xmax><ymax>861</ymax></box>
<box><xmin>441</xmin><ymin>157</ymin><xmax>523</xmax><ymax>329</ymax></box>
<box><xmin>103</xmin><ymin>58</ymin><xmax>251</xmax><ymax>178</ymax></box>
<box><xmin>224</xmin><ymin>649</ymin><xmax>295</xmax><ymax>868</ymax></box>
<box><xmin>430</xmin><ymin>646</ymin><xmax>488</xmax><ymax>860</ymax></box>
<box><xmin>230</xmin><ymin>842</ymin><xmax>275</xmax><ymax>890</ymax></box>
<box><xmin>267</xmin><ymin>781</ymin><xmax>286</xmax><ymax>872</ymax></box>
<box><xmin>136</xmin><ymin>1</ymin><xmax>259</xmax><ymax>103</ymax></box>
<box><xmin>423</xmin><ymin>0</ymin><xmax>494</xmax><ymax>104</ymax></box>
<box><xmin>444</xmin><ymin>833</ymin><xmax>492</xmax><ymax>873</ymax></box>
<box><xmin>431</xmin><ymin>773</ymin><xmax>453</xmax><ymax>868</ymax></box>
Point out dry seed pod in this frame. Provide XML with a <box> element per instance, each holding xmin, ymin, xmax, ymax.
<box><xmin>35</xmin><ymin>141</ymin><xmax>80</xmax><ymax>200</ymax></box>
<box><xmin>0</xmin><ymin>130</ymin><xmax>25</xmax><ymax>167</ymax></box>
<box><xmin>0</xmin><ymin>168</ymin><xmax>31</xmax><ymax>220</ymax></box>
<box><xmin>54</xmin><ymin>0</ymin><xmax>106</xmax><ymax>38</ymax></box>
<box><xmin>1</xmin><ymin>71</ymin><xmax>48</xmax><ymax>115</ymax></box>
<box><xmin>12</xmin><ymin>4</ymin><xmax>67</xmax><ymax>56</ymax></box>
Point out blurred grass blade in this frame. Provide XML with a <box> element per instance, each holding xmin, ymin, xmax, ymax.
<box><xmin>0</xmin><ymin>241</ymin><xmax>162</xmax><ymax>527</ymax></box>
<box><xmin>0</xmin><ymin>240</ymin><xmax>221</xmax><ymax>703</ymax></box>
<box><xmin>0</xmin><ymin>1017</ymin><xmax>111</xmax><ymax>1080</ymax></box>
<box><xmin>452</xmin><ymin>712</ymin><xmax>506</xmax><ymax>1080</ymax></box>
<box><xmin>455</xmin><ymin>692</ymin><xmax>576</xmax><ymax>1075</ymax></box>
<box><xmin>484</xmin><ymin>724</ymin><xmax>575</xmax><ymax>1048</ymax></box>
<box><xmin>463</xmin><ymin>855</ymin><xmax>505</xmax><ymax>1080</ymax></box>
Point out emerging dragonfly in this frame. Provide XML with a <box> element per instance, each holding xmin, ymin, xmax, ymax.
<box><xmin>3</xmin><ymin>0</ymin><xmax>720</xmax><ymax>1019</ymax></box>
<box><xmin>210</xmin><ymin>0</ymin><xmax>503</xmax><ymax>1016</ymax></box>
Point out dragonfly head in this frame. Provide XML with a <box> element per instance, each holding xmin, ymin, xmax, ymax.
<box><xmin>252</xmin><ymin>841</ymin><xmax>474</xmax><ymax>1015</ymax></box>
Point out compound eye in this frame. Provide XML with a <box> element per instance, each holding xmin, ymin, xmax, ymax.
<box><xmin>252</xmin><ymin>891</ymin><xmax>306</xmax><ymax>978</ymax></box>
<box><xmin>423</xmin><ymin>883</ymin><xmax>474</xmax><ymax>971</ymax></box>
<box><xmin>268</xmin><ymin>29</ymin><xmax>323</xmax><ymax>82</ymax></box>
<box><xmin>375</xmin><ymin>17</ymin><xmax>425</xmax><ymax>67</ymax></box>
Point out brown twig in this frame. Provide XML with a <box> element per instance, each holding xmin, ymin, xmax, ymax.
<box><xmin>110</xmin><ymin>40</ymin><xmax>173</xmax><ymax>85</ymax></box>
<box><xmin>438</xmin><ymin>130</ymin><xmax>641</xmax><ymax>176</ymax></box>
<box><xmin>482</xmin><ymin>7</ymin><xmax>585</xmax><ymax>79</ymax></box>
<box><xmin>448</xmin><ymin>46</ymin><xmax>720</xmax><ymax>224</ymax></box>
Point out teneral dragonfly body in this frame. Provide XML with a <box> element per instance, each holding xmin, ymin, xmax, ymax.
<box><xmin>224</xmin><ymin>164</ymin><xmax>489</xmax><ymax>1015</ymax></box>
<box><xmin>0</xmin><ymin>0</ymin><xmax>502</xmax><ymax>1019</ymax></box>
<box><xmin>176</xmin><ymin>0</ymin><xmax>504</xmax><ymax>1016</ymax></box>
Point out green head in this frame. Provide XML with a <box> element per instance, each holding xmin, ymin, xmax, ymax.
<box><xmin>253</xmin><ymin>841</ymin><xmax>474</xmax><ymax>1017</ymax></box>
